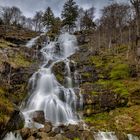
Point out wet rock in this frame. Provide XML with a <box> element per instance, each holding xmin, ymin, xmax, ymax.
<box><xmin>115</xmin><ymin>131</ymin><xmax>128</xmax><ymax>140</ymax></box>
<box><xmin>20</xmin><ymin>128</ymin><xmax>38</xmax><ymax>139</ymax></box>
<box><xmin>20</xmin><ymin>128</ymin><xmax>31</xmax><ymax>139</ymax></box>
<box><xmin>80</xmin><ymin>130</ymin><xmax>94</xmax><ymax>140</ymax></box>
<box><xmin>32</xmin><ymin>111</ymin><xmax>45</xmax><ymax>124</ymax></box>
<box><xmin>64</xmin><ymin>130</ymin><xmax>80</xmax><ymax>139</ymax></box>
<box><xmin>44</xmin><ymin>122</ymin><xmax>52</xmax><ymax>133</ymax></box>
<box><xmin>77</xmin><ymin>35</ymin><xmax>86</xmax><ymax>45</ymax></box>
<box><xmin>6</xmin><ymin>106</ymin><xmax>25</xmax><ymax>130</ymax></box>
<box><xmin>0</xmin><ymin>106</ymin><xmax>25</xmax><ymax>139</ymax></box>
<box><xmin>67</xmin><ymin>124</ymin><xmax>78</xmax><ymax>131</ymax></box>
<box><xmin>83</xmin><ymin>92</ymin><xmax>128</xmax><ymax>116</ymax></box>
<box><xmin>53</xmin><ymin>127</ymin><xmax>61</xmax><ymax>134</ymax></box>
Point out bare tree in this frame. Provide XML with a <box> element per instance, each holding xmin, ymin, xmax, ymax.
<box><xmin>25</xmin><ymin>18</ymin><xmax>34</xmax><ymax>30</ymax></box>
<box><xmin>130</xmin><ymin>0</ymin><xmax>140</xmax><ymax>36</ymax></box>
<box><xmin>1</xmin><ymin>6</ymin><xmax>13</xmax><ymax>25</ymax></box>
<box><xmin>100</xmin><ymin>3</ymin><xmax>130</xmax><ymax>51</ymax></box>
<box><xmin>11</xmin><ymin>6</ymin><xmax>22</xmax><ymax>25</ymax></box>
<box><xmin>33</xmin><ymin>11</ymin><xmax>43</xmax><ymax>32</ymax></box>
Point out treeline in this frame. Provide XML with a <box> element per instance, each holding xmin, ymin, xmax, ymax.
<box><xmin>0</xmin><ymin>0</ymin><xmax>95</xmax><ymax>32</ymax></box>
<box><xmin>0</xmin><ymin>0</ymin><xmax>139</xmax><ymax>51</ymax></box>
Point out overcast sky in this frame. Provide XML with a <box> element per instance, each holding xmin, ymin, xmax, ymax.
<box><xmin>0</xmin><ymin>0</ymin><xmax>129</xmax><ymax>19</ymax></box>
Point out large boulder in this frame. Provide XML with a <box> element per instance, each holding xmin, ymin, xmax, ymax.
<box><xmin>1</xmin><ymin>106</ymin><xmax>25</xmax><ymax>139</ymax></box>
<box><xmin>32</xmin><ymin>111</ymin><xmax>45</xmax><ymax>124</ymax></box>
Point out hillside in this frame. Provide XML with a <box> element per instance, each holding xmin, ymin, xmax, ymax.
<box><xmin>0</xmin><ymin>26</ymin><xmax>38</xmax><ymax>138</ymax></box>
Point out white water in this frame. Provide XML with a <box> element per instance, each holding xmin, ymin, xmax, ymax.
<box><xmin>22</xmin><ymin>33</ymin><xmax>82</xmax><ymax>127</ymax></box>
<box><xmin>3</xmin><ymin>132</ymin><xmax>22</xmax><ymax>140</ymax></box>
<box><xmin>26</xmin><ymin>36</ymin><xmax>40</xmax><ymax>48</ymax></box>
<box><xmin>94</xmin><ymin>132</ymin><xmax>140</xmax><ymax>140</ymax></box>
<box><xmin>94</xmin><ymin>132</ymin><xmax>118</xmax><ymax>140</ymax></box>
<box><xmin>128</xmin><ymin>134</ymin><xmax>139</xmax><ymax>140</ymax></box>
<box><xmin>26</xmin><ymin>33</ymin><xmax>46</xmax><ymax>48</ymax></box>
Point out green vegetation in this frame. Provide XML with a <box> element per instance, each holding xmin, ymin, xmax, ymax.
<box><xmin>96</xmin><ymin>80</ymin><xmax>129</xmax><ymax>96</ymax></box>
<box><xmin>0</xmin><ymin>39</ymin><xmax>16</xmax><ymax>48</ymax></box>
<box><xmin>84</xmin><ymin>106</ymin><xmax>140</xmax><ymax>134</ymax></box>
<box><xmin>110</xmin><ymin>64</ymin><xmax>130</xmax><ymax>80</ymax></box>
<box><xmin>9</xmin><ymin>53</ymin><xmax>31</xmax><ymax>68</ymax></box>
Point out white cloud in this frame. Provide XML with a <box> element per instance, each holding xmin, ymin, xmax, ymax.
<box><xmin>0</xmin><ymin>0</ymin><xmax>129</xmax><ymax>18</ymax></box>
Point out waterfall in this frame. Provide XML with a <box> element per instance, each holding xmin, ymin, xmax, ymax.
<box><xmin>94</xmin><ymin>132</ymin><xmax>118</xmax><ymax>140</ymax></box>
<box><xmin>3</xmin><ymin>132</ymin><xmax>22</xmax><ymax>140</ymax></box>
<box><xmin>22</xmin><ymin>33</ymin><xmax>82</xmax><ymax>127</ymax></box>
<box><xmin>26</xmin><ymin>36</ymin><xmax>40</xmax><ymax>48</ymax></box>
<box><xmin>26</xmin><ymin>33</ymin><xmax>46</xmax><ymax>48</ymax></box>
<box><xmin>94</xmin><ymin>132</ymin><xmax>140</xmax><ymax>140</ymax></box>
<box><xmin>128</xmin><ymin>134</ymin><xmax>139</xmax><ymax>140</ymax></box>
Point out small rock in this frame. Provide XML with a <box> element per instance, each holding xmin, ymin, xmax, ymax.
<box><xmin>53</xmin><ymin>127</ymin><xmax>61</xmax><ymax>134</ymax></box>
<box><xmin>44</xmin><ymin>122</ymin><xmax>52</xmax><ymax>133</ymax></box>
<box><xmin>67</xmin><ymin>124</ymin><xmax>78</xmax><ymax>131</ymax></box>
<box><xmin>20</xmin><ymin>128</ymin><xmax>31</xmax><ymax>139</ymax></box>
<box><xmin>32</xmin><ymin>111</ymin><xmax>45</xmax><ymax>124</ymax></box>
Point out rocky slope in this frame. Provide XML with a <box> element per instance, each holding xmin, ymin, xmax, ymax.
<box><xmin>72</xmin><ymin>33</ymin><xmax>140</xmax><ymax>137</ymax></box>
<box><xmin>1</xmin><ymin>29</ymin><xmax>140</xmax><ymax>139</ymax></box>
<box><xmin>0</xmin><ymin>26</ymin><xmax>38</xmax><ymax>138</ymax></box>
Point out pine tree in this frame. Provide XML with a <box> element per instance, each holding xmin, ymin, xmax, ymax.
<box><xmin>42</xmin><ymin>7</ymin><xmax>55</xmax><ymax>29</ymax></box>
<box><xmin>81</xmin><ymin>10</ymin><xmax>96</xmax><ymax>30</ymax></box>
<box><xmin>61</xmin><ymin>0</ymin><xmax>78</xmax><ymax>32</ymax></box>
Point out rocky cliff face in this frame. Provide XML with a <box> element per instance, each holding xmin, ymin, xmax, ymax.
<box><xmin>0</xmin><ymin>26</ymin><xmax>38</xmax><ymax>138</ymax></box>
<box><xmin>72</xmin><ymin>33</ymin><xmax>140</xmax><ymax>136</ymax></box>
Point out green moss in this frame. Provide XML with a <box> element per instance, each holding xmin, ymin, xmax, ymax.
<box><xmin>84</xmin><ymin>112</ymin><xmax>110</xmax><ymax>130</ymax></box>
<box><xmin>84</xmin><ymin>106</ymin><xmax>140</xmax><ymax>134</ymax></box>
<box><xmin>56</xmin><ymin>74</ymin><xmax>63</xmax><ymax>83</ymax></box>
<box><xmin>91</xmin><ymin>91</ymin><xmax>98</xmax><ymax>95</ymax></box>
<box><xmin>82</xmin><ymin>72</ymin><xmax>92</xmax><ymax>78</ymax></box>
<box><xmin>9</xmin><ymin>53</ymin><xmax>31</xmax><ymax>68</ymax></box>
<box><xmin>89</xmin><ymin>56</ymin><xmax>103</xmax><ymax>67</ymax></box>
<box><xmin>110</xmin><ymin>64</ymin><xmax>130</xmax><ymax>80</ymax></box>
<box><xmin>96</xmin><ymin>80</ymin><xmax>129</xmax><ymax>96</ymax></box>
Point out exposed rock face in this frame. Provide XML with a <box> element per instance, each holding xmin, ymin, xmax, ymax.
<box><xmin>83</xmin><ymin>93</ymin><xmax>128</xmax><ymax>115</ymax></box>
<box><xmin>0</xmin><ymin>107</ymin><xmax>25</xmax><ymax>139</ymax></box>
<box><xmin>0</xmin><ymin>26</ymin><xmax>39</xmax><ymax>138</ymax></box>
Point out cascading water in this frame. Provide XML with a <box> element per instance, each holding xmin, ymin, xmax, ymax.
<box><xmin>128</xmin><ymin>134</ymin><xmax>139</xmax><ymax>140</ymax></box>
<box><xmin>22</xmin><ymin>33</ymin><xmax>82</xmax><ymax>127</ymax></box>
<box><xmin>26</xmin><ymin>33</ymin><xmax>47</xmax><ymax>48</ymax></box>
<box><xmin>94</xmin><ymin>132</ymin><xmax>118</xmax><ymax>140</ymax></box>
<box><xmin>26</xmin><ymin>36</ymin><xmax>40</xmax><ymax>48</ymax></box>
<box><xmin>3</xmin><ymin>132</ymin><xmax>22</xmax><ymax>140</ymax></box>
<box><xmin>94</xmin><ymin>132</ymin><xmax>140</xmax><ymax>140</ymax></box>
